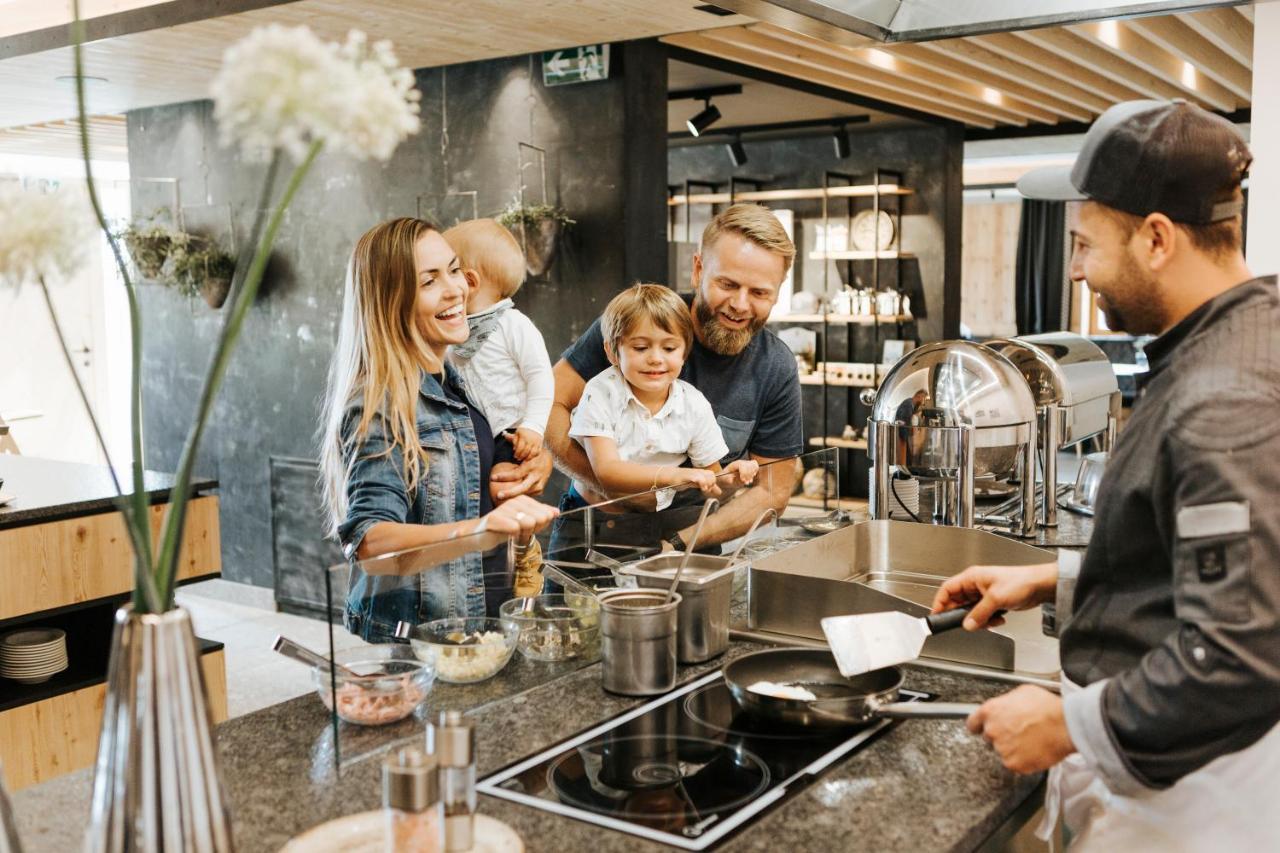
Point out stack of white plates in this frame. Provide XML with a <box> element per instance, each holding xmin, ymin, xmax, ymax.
<box><xmin>0</xmin><ymin>628</ymin><xmax>69</xmax><ymax>684</ymax></box>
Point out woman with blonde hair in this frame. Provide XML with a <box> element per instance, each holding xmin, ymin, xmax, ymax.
<box><xmin>320</xmin><ymin>217</ymin><xmax>556</xmax><ymax>640</ymax></box>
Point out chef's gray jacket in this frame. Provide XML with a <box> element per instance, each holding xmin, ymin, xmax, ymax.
<box><xmin>1059</xmin><ymin>276</ymin><xmax>1280</xmax><ymax>794</ymax></box>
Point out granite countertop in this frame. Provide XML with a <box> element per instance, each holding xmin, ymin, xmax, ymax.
<box><xmin>13</xmin><ymin>640</ymin><xmax>1040</xmax><ymax>853</ymax></box>
<box><xmin>0</xmin><ymin>455</ymin><xmax>217</xmax><ymax>528</ymax></box>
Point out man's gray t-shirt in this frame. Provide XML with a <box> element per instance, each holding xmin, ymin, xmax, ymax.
<box><xmin>561</xmin><ymin>303</ymin><xmax>803</xmax><ymax>462</ymax></box>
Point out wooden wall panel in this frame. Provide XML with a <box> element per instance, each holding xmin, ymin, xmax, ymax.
<box><xmin>0</xmin><ymin>648</ymin><xmax>226</xmax><ymax>790</ymax></box>
<box><xmin>0</xmin><ymin>496</ymin><xmax>221</xmax><ymax>620</ymax></box>
<box><xmin>961</xmin><ymin>200</ymin><xmax>1022</xmax><ymax>338</ymax></box>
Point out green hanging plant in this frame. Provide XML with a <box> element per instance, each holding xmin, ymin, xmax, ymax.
<box><xmin>495</xmin><ymin>201</ymin><xmax>575</xmax><ymax>229</ymax></box>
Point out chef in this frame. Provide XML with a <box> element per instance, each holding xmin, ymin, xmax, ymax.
<box><xmin>932</xmin><ymin>99</ymin><xmax>1280</xmax><ymax>850</ymax></box>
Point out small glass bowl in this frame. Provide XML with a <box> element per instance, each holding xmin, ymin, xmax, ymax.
<box><xmin>499</xmin><ymin>594</ymin><xmax>601</xmax><ymax>662</ymax></box>
<box><xmin>408</xmin><ymin>617</ymin><xmax>520</xmax><ymax>684</ymax></box>
<box><xmin>312</xmin><ymin>645</ymin><xmax>435</xmax><ymax>726</ymax></box>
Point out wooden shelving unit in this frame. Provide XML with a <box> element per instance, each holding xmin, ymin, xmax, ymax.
<box><xmin>769</xmin><ymin>313</ymin><xmax>911</xmax><ymax>325</ymax></box>
<box><xmin>808</xmin><ymin>250</ymin><xmax>914</xmax><ymax>261</ymax></box>
<box><xmin>808</xmin><ymin>436</ymin><xmax>868</xmax><ymax>450</ymax></box>
<box><xmin>668</xmin><ymin>184</ymin><xmax>913</xmax><ymax>206</ymax></box>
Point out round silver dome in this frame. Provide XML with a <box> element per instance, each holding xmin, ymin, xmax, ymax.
<box><xmin>870</xmin><ymin>340</ymin><xmax>1037</xmax><ymax>479</ymax></box>
<box><xmin>985</xmin><ymin>333</ymin><xmax>1117</xmax><ymax>408</ymax></box>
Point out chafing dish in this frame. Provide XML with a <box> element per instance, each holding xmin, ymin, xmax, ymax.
<box><xmin>985</xmin><ymin>333</ymin><xmax>1119</xmax><ymax>526</ymax></box>
<box><xmin>866</xmin><ymin>340</ymin><xmax>1039</xmax><ymax>536</ymax></box>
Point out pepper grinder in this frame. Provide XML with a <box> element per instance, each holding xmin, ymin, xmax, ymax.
<box><xmin>382</xmin><ymin>746</ymin><xmax>443</xmax><ymax>853</ymax></box>
<box><xmin>431</xmin><ymin>710</ymin><xmax>477</xmax><ymax>852</ymax></box>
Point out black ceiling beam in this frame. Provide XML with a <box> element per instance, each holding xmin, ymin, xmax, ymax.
<box><xmin>668</xmin><ymin>84</ymin><xmax>743</xmax><ymax>101</ymax></box>
<box><xmin>665</xmin><ymin>43</ymin><xmax>954</xmax><ymax>129</ymax></box>
<box><xmin>668</xmin><ymin>113</ymin><xmax>871</xmax><ymax>142</ymax></box>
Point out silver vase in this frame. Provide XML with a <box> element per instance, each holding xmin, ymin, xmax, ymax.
<box><xmin>84</xmin><ymin>607</ymin><xmax>233</xmax><ymax>852</ymax></box>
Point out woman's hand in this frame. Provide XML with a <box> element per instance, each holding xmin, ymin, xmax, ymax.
<box><xmin>930</xmin><ymin>562</ymin><xmax>1059</xmax><ymax>631</ymax></box>
<box><xmin>479</xmin><ymin>495</ymin><xmax>558</xmax><ymax>540</ymax></box>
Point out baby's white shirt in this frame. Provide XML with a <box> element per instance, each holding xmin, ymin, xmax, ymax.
<box><xmin>450</xmin><ymin>308</ymin><xmax>553</xmax><ymax>435</ymax></box>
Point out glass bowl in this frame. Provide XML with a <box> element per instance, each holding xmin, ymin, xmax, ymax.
<box><xmin>408</xmin><ymin>617</ymin><xmax>520</xmax><ymax>683</ymax></box>
<box><xmin>499</xmin><ymin>594</ymin><xmax>601</xmax><ymax>662</ymax></box>
<box><xmin>312</xmin><ymin>644</ymin><xmax>435</xmax><ymax>726</ymax></box>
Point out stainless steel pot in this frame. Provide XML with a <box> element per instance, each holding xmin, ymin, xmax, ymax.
<box><xmin>598</xmin><ymin>589</ymin><xmax>681</xmax><ymax>696</ymax></box>
<box><xmin>722</xmin><ymin>649</ymin><xmax>977</xmax><ymax>728</ymax></box>
<box><xmin>622</xmin><ymin>554</ymin><xmax>734</xmax><ymax>664</ymax></box>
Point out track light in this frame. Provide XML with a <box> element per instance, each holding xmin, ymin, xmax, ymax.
<box><xmin>726</xmin><ymin>137</ymin><xmax>748</xmax><ymax>167</ymax></box>
<box><xmin>833</xmin><ymin>124</ymin><xmax>851</xmax><ymax>159</ymax></box>
<box><xmin>687</xmin><ymin>99</ymin><xmax>722</xmax><ymax>137</ymax></box>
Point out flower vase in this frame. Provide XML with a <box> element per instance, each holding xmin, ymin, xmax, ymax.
<box><xmin>84</xmin><ymin>607</ymin><xmax>233</xmax><ymax>853</ymax></box>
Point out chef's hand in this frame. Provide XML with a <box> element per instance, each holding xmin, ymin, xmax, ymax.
<box><xmin>930</xmin><ymin>561</ymin><xmax>1058</xmax><ymax>631</ymax></box>
<box><xmin>491</xmin><ymin>448</ymin><xmax>553</xmax><ymax>500</ymax></box>
<box><xmin>967</xmin><ymin>685</ymin><xmax>1075</xmax><ymax>774</ymax></box>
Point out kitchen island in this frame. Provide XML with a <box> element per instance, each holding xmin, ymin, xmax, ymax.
<box><xmin>12</xmin><ymin>636</ymin><xmax>1041</xmax><ymax>852</ymax></box>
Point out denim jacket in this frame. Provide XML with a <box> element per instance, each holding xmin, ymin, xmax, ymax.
<box><xmin>337</xmin><ymin>365</ymin><xmax>487</xmax><ymax>642</ymax></box>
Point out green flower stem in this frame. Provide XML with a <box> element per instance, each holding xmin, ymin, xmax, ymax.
<box><xmin>71</xmin><ymin>0</ymin><xmax>156</xmax><ymax>611</ymax></box>
<box><xmin>38</xmin><ymin>276</ymin><xmax>163</xmax><ymax>611</ymax></box>
<box><xmin>153</xmin><ymin>140</ymin><xmax>324</xmax><ymax>608</ymax></box>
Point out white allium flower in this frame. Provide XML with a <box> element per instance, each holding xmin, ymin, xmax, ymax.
<box><xmin>210</xmin><ymin>25</ymin><xmax>420</xmax><ymax>163</ymax></box>
<box><xmin>0</xmin><ymin>184</ymin><xmax>89</xmax><ymax>289</ymax></box>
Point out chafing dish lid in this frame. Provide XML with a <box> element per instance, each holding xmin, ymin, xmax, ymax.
<box><xmin>870</xmin><ymin>340</ymin><xmax>1036</xmax><ymax>429</ymax></box>
<box><xmin>987</xmin><ymin>332</ymin><xmax>1118</xmax><ymax>406</ymax></box>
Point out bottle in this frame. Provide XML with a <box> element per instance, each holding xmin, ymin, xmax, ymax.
<box><xmin>432</xmin><ymin>710</ymin><xmax>477</xmax><ymax>852</ymax></box>
<box><xmin>382</xmin><ymin>746</ymin><xmax>443</xmax><ymax>853</ymax></box>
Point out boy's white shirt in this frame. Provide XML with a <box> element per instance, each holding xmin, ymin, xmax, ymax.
<box><xmin>568</xmin><ymin>367</ymin><xmax>728</xmax><ymax>503</ymax></box>
<box><xmin>449</xmin><ymin>307</ymin><xmax>553</xmax><ymax>435</ymax></box>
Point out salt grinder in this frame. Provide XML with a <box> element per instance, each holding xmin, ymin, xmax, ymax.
<box><xmin>382</xmin><ymin>746</ymin><xmax>443</xmax><ymax>853</ymax></box>
<box><xmin>431</xmin><ymin>710</ymin><xmax>477</xmax><ymax>852</ymax></box>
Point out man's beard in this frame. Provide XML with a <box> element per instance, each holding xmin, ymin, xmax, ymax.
<box><xmin>693</xmin><ymin>296</ymin><xmax>766</xmax><ymax>356</ymax></box>
<box><xmin>1093</xmin><ymin>250</ymin><xmax>1165</xmax><ymax>335</ymax></box>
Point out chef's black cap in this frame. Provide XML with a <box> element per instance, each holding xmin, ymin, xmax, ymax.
<box><xmin>1017</xmin><ymin>99</ymin><xmax>1251</xmax><ymax>224</ymax></box>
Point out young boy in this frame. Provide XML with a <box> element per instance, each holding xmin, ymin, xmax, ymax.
<box><xmin>569</xmin><ymin>283</ymin><xmax>758</xmax><ymax>508</ymax></box>
<box><xmin>443</xmin><ymin>219</ymin><xmax>553</xmax><ymax>464</ymax></box>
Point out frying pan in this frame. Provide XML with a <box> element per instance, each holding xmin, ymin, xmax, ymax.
<box><xmin>723</xmin><ymin>649</ymin><xmax>978</xmax><ymax>728</ymax></box>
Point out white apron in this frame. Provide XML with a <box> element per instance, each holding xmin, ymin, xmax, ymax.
<box><xmin>1037</xmin><ymin>675</ymin><xmax>1280</xmax><ymax>851</ymax></box>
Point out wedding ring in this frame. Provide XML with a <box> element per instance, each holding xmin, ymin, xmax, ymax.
<box><xmin>515</xmin><ymin>511</ymin><xmax>529</xmax><ymax>522</ymax></box>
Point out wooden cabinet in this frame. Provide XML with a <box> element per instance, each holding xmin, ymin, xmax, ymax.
<box><xmin>0</xmin><ymin>461</ymin><xmax>225</xmax><ymax>791</ymax></box>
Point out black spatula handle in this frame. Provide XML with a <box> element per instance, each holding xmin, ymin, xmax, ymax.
<box><xmin>925</xmin><ymin>606</ymin><xmax>1005</xmax><ymax>634</ymax></box>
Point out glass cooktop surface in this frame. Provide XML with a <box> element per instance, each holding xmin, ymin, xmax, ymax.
<box><xmin>478</xmin><ymin>670</ymin><xmax>929</xmax><ymax>850</ymax></box>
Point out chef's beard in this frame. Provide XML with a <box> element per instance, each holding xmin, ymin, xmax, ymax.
<box><xmin>1092</xmin><ymin>250</ymin><xmax>1165</xmax><ymax>335</ymax></box>
<box><xmin>693</xmin><ymin>296</ymin><xmax>766</xmax><ymax>356</ymax></box>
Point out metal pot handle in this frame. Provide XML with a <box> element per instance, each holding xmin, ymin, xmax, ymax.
<box><xmin>874</xmin><ymin>701</ymin><xmax>978</xmax><ymax>719</ymax></box>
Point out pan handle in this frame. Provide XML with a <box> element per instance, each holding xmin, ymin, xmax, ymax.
<box><xmin>875</xmin><ymin>701</ymin><xmax>978</xmax><ymax>719</ymax></box>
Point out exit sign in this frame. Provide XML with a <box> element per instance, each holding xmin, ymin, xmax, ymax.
<box><xmin>542</xmin><ymin>44</ymin><xmax>611</xmax><ymax>87</ymax></box>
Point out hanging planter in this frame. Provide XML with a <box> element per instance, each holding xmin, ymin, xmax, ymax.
<box><xmin>496</xmin><ymin>203</ymin><xmax>574</xmax><ymax>277</ymax></box>
<box><xmin>118</xmin><ymin>217</ymin><xmax>187</xmax><ymax>280</ymax></box>
<box><xmin>173</xmin><ymin>242</ymin><xmax>237</xmax><ymax>309</ymax></box>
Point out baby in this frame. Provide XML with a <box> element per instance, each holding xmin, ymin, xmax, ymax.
<box><xmin>569</xmin><ymin>283</ymin><xmax>758</xmax><ymax>507</ymax></box>
<box><xmin>444</xmin><ymin>219</ymin><xmax>553</xmax><ymax>463</ymax></box>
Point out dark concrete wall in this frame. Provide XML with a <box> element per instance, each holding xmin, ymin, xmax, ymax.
<box><xmin>128</xmin><ymin>43</ymin><xmax>667</xmax><ymax>589</ymax></box>
<box><xmin>668</xmin><ymin>125</ymin><xmax>963</xmax><ymax>495</ymax></box>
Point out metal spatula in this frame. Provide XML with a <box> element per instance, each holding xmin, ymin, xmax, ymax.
<box><xmin>821</xmin><ymin>607</ymin><xmax>985</xmax><ymax>677</ymax></box>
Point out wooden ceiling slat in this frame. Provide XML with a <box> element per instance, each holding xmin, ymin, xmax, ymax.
<box><xmin>1069</xmin><ymin>22</ymin><xmax>1236</xmax><ymax>111</ymax></box>
<box><xmin>750</xmin><ymin>23</ymin><xmax>1058</xmax><ymax>124</ymax></box>
<box><xmin>1177</xmin><ymin>8</ymin><xmax>1253</xmax><ymax>68</ymax></box>
<box><xmin>914</xmin><ymin>38</ymin><xmax>1112</xmax><ymax>115</ymax></box>
<box><xmin>660</xmin><ymin>31</ymin><xmax>997</xmax><ymax>127</ymax></box>
<box><xmin>1014</xmin><ymin>28</ymin><xmax>1193</xmax><ymax>104</ymax></box>
<box><xmin>882</xmin><ymin>42</ymin><xmax>1091</xmax><ymax>122</ymax></box>
<box><xmin>1128</xmin><ymin>15</ymin><xmax>1251</xmax><ymax>103</ymax></box>
<box><xmin>975</xmin><ymin>33</ymin><xmax>1145</xmax><ymax>104</ymax></box>
<box><xmin>701</xmin><ymin>26</ymin><xmax>1027</xmax><ymax>125</ymax></box>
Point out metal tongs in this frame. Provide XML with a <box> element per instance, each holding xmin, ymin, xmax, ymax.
<box><xmin>666</xmin><ymin>498</ymin><xmax>719</xmax><ymax>604</ymax></box>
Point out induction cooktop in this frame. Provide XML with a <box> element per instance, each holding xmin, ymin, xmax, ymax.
<box><xmin>477</xmin><ymin>670</ymin><xmax>929</xmax><ymax>850</ymax></box>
